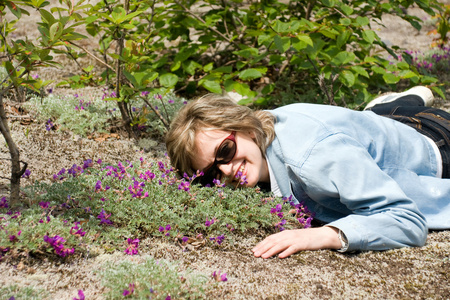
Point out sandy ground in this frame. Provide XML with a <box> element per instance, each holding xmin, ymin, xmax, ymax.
<box><xmin>1</xmin><ymin>2</ymin><xmax>450</xmax><ymax>299</ymax></box>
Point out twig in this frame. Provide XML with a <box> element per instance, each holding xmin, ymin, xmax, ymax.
<box><xmin>67</xmin><ymin>41</ymin><xmax>115</xmax><ymax>71</ymax></box>
<box><xmin>173</xmin><ymin>0</ymin><xmax>239</xmax><ymax>47</ymax></box>
<box><xmin>140</xmin><ymin>96</ymin><xmax>170</xmax><ymax>129</ymax></box>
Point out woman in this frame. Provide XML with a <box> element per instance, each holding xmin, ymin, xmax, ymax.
<box><xmin>165</xmin><ymin>86</ymin><xmax>450</xmax><ymax>258</ymax></box>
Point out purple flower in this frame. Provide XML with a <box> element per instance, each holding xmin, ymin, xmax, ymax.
<box><xmin>82</xmin><ymin>159</ymin><xmax>93</xmax><ymax>169</ymax></box>
<box><xmin>177</xmin><ymin>181</ymin><xmax>190</xmax><ymax>192</ymax></box>
<box><xmin>168</xmin><ymin>99</ymin><xmax>174</xmax><ymax>104</ymax></box>
<box><xmin>141</xmin><ymin>91</ymin><xmax>150</xmax><ymax>97</ymax></box>
<box><xmin>95</xmin><ymin>180</ymin><xmax>102</xmax><ymax>192</ymax></box>
<box><xmin>21</xmin><ymin>169</ymin><xmax>31</xmax><ymax>178</ymax></box>
<box><xmin>73</xmin><ymin>290</ymin><xmax>85</xmax><ymax>300</ymax></box>
<box><xmin>123</xmin><ymin>283</ymin><xmax>135</xmax><ymax>296</ymax></box>
<box><xmin>70</xmin><ymin>222</ymin><xmax>86</xmax><ymax>237</ymax></box>
<box><xmin>32</xmin><ymin>74</ymin><xmax>39</xmax><ymax>79</ymax></box>
<box><xmin>39</xmin><ymin>201</ymin><xmax>50</xmax><ymax>209</ymax></box>
<box><xmin>182</xmin><ymin>236</ymin><xmax>189</xmax><ymax>243</ymax></box>
<box><xmin>9</xmin><ymin>231</ymin><xmax>21</xmax><ymax>243</ymax></box>
<box><xmin>97</xmin><ymin>209</ymin><xmax>113</xmax><ymax>225</ymax></box>
<box><xmin>212</xmin><ymin>271</ymin><xmax>228</xmax><ymax>282</ymax></box>
<box><xmin>45</xmin><ymin>119</ymin><xmax>54</xmax><ymax>131</ymax></box>
<box><xmin>159</xmin><ymin>224</ymin><xmax>171</xmax><ymax>236</ymax></box>
<box><xmin>205</xmin><ymin>217</ymin><xmax>216</xmax><ymax>227</ymax></box>
<box><xmin>0</xmin><ymin>197</ymin><xmax>8</xmax><ymax>208</ymax></box>
<box><xmin>124</xmin><ymin>238</ymin><xmax>139</xmax><ymax>255</ymax></box>
<box><xmin>43</xmin><ymin>235</ymin><xmax>74</xmax><ymax>257</ymax></box>
<box><xmin>270</xmin><ymin>203</ymin><xmax>282</xmax><ymax>214</ymax></box>
<box><xmin>210</xmin><ymin>234</ymin><xmax>225</xmax><ymax>245</ymax></box>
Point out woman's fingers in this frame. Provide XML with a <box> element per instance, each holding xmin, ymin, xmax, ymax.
<box><xmin>252</xmin><ymin>227</ymin><xmax>341</xmax><ymax>259</ymax></box>
<box><xmin>252</xmin><ymin>230</ymin><xmax>301</xmax><ymax>258</ymax></box>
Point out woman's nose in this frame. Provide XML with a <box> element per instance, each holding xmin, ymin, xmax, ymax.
<box><xmin>218</xmin><ymin>163</ymin><xmax>234</xmax><ymax>178</ymax></box>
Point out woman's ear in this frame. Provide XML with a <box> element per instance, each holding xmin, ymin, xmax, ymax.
<box><xmin>249</xmin><ymin>131</ymin><xmax>256</xmax><ymax>139</ymax></box>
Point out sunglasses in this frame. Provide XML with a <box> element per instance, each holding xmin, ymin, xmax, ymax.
<box><xmin>199</xmin><ymin>131</ymin><xmax>237</xmax><ymax>186</ymax></box>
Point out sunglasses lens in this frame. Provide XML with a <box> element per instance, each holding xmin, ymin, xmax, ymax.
<box><xmin>216</xmin><ymin>139</ymin><xmax>236</xmax><ymax>164</ymax></box>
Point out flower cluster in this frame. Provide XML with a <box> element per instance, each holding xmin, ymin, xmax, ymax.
<box><xmin>159</xmin><ymin>224</ymin><xmax>171</xmax><ymax>236</ymax></box>
<box><xmin>289</xmin><ymin>201</ymin><xmax>314</xmax><ymax>229</ymax></box>
<box><xmin>75</xmin><ymin>98</ymin><xmax>92</xmax><ymax>111</ymax></box>
<box><xmin>43</xmin><ymin>235</ymin><xmax>74</xmax><ymax>257</ymax></box>
<box><xmin>128</xmin><ymin>180</ymin><xmax>148</xmax><ymax>198</ymax></box>
<box><xmin>97</xmin><ymin>209</ymin><xmax>113</xmax><ymax>225</ymax></box>
<box><xmin>124</xmin><ymin>238</ymin><xmax>139</xmax><ymax>255</ymax></box>
<box><xmin>0</xmin><ymin>197</ymin><xmax>8</xmax><ymax>208</ymax></box>
<box><xmin>209</xmin><ymin>234</ymin><xmax>225</xmax><ymax>245</ymax></box>
<box><xmin>205</xmin><ymin>217</ymin><xmax>216</xmax><ymax>227</ymax></box>
<box><xmin>9</xmin><ymin>230</ymin><xmax>21</xmax><ymax>243</ymax></box>
<box><xmin>70</xmin><ymin>222</ymin><xmax>86</xmax><ymax>237</ymax></box>
<box><xmin>45</xmin><ymin>119</ymin><xmax>55</xmax><ymax>131</ymax></box>
<box><xmin>123</xmin><ymin>283</ymin><xmax>135</xmax><ymax>296</ymax></box>
<box><xmin>212</xmin><ymin>271</ymin><xmax>228</xmax><ymax>282</ymax></box>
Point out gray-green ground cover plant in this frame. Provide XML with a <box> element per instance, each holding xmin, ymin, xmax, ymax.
<box><xmin>0</xmin><ymin>151</ymin><xmax>314</xmax><ymax>297</ymax></box>
<box><xmin>24</xmin><ymin>90</ymin><xmax>187</xmax><ymax>139</ymax></box>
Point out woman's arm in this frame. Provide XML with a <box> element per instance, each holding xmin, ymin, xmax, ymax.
<box><xmin>252</xmin><ymin>226</ymin><xmax>341</xmax><ymax>258</ymax></box>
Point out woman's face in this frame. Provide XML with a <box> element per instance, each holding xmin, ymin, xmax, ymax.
<box><xmin>192</xmin><ymin>129</ymin><xmax>270</xmax><ymax>187</ymax></box>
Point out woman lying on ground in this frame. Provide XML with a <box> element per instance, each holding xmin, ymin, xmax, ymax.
<box><xmin>165</xmin><ymin>86</ymin><xmax>450</xmax><ymax>258</ymax></box>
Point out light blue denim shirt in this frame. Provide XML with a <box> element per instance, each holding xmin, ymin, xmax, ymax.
<box><xmin>266</xmin><ymin>104</ymin><xmax>450</xmax><ymax>252</ymax></box>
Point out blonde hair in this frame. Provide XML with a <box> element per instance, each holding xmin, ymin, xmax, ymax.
<box><xmin>165</xmin><ymin>94</ymin><xmax>276</xmax><ymax>176</ymax></box>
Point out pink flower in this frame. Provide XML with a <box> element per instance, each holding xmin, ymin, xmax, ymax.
<box><xmin>124</xmin><ymin>238</ymin><xmax>139</xmax><ymax>255</ymax></box>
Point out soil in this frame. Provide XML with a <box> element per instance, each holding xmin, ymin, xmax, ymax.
<box><xmin>1</xmin><ymin>2</ymin><xmax>449</xmax><ymax>300</ymax></box>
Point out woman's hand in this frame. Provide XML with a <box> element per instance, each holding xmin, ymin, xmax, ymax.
<box><xmin>252</xmin><ymin>226</ymin><xmax>342</xmax><ymax>259</ymax></box>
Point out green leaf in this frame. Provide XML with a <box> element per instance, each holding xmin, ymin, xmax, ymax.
<box><xmin>371</xmin><ymin>66</ymin><xmax>386</xmax><ymax>74</ymax></box>
<box><xmin>355</xmin><ymin>16</ymin><xmax>369</xmax><ymax>27</ymax></box>
<box><xmin>261</xmin><ymin>83</ymin><xmax>275</xmax><ymax>95</ymax></box>
<box><xmin>273</xmin><ymin>20</ymin><xmax>291</xmax><ymax>33</ymax></box>
<box><xmin>6</xmin><ymin>1</ymin><xmax>22</xmax><ymax>18</ymax></box>
<box><xmin>362</xmin><ymin>30</ymin><xmax>376</xmax><ymax>44</ymax></box>
<box><xmin>39</xmin><ymin>8</ymin><xmax>55</xmax><ymax>25</ymax></box>
<box><xmin>49</xmin><ymin>22</ymin><xmax>63</xmax><ymax>41</ymax></box>
<box><xmin>257</xmin><ymin>33</ymin><xmax>274</xmax><ymax>46</ymax></box>
<box><xmin>159</xmin><ymin>73</ymin><xmax>178</xmax><ymax>87</ymax></box>
<box><xmin>213</xmin><ymin>66</ymin><xmax>233</xmax><ymax>73</ymax></box>
<box><xmin>340</xmin><ymin>18</ymin><xmax>351</xmax><ymax>26</ymax></box>
<box><xmin>85</xmin><ymin>15</ymin><xmax>99</xmax><ymax>24</ymax></box>
<box><xmin>298</xmin><ymin>35</ymin><xmax>313</xmax><ymax>47</ymax></box>
<box><xmin>321</xmin><ymin>0</ymin><xmax>335</xmax><ymax>8</ymax></box>
<box><xmin>203</xmin><ymin>62</ymin><xmax>214</xmax><ymax>72</ymax></box>
<box><xmin>398</xmin><ymin>70</ymin><xmax>417</xmax><ymax>79</ymax></box>
<box><xmin>339</xmin><ymin>4</ymin><xmax>353</xmax><ymax>16</ymax></box>
<box><xmin>224</xmin><ymin>80</ymin><xmax>252</xmax><ymax>96</ymax></box>
<box><xmin>431</xmin><ymin>86</ymin><xmax>445</xmax><ymax>99</ymax></box>
<box><xmin>336</xmin><ymin>31</ymin><xmax>351</xmax><ymax>49</ymax></box>
<box><xmin>350</xmin><ymin>66</ymin><xmax>369</xmax><ymax>78</ymax></box>
<box><xmin>182</xmin><ymin>60</ymin><xmax>202</xmax><ymax>75</ymax></box>
<box><xmin>274</xmin><ymin>35</ymin><xmax>291</xmax><ymax>53</ymax></box>
<box><xmin>340</xmin><ymin>70</ymin><xmax>356</xmax><ymax>86</ymax></box>
<box><xmin>238</xmin><ymin>68</ymin><xmax>263</xmax><ymax>80</ymax></box>
<box><xmin>233</xmin><ymin>48</ymin><xmax>259</xmax><ymax>59</ymax></box>
<box><xmin>331</xmin><ymin>51</ymin><xmax>356</xmax><ymax>66</ymax></box>
<box><xmin>383</xmin><ymin>73</ymin><xmax>400</xmax><ymax>84</ymax></box>
<box><xmin>201</xmin><ymin>80</ymin><xmax>222</xmax><ymax>93</ymax></box>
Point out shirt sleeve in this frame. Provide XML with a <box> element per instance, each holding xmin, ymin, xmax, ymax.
<box><xmin>290</xmin><ymin>133</ymin><xmax>428</xmax><ymax>252</ymax></box>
